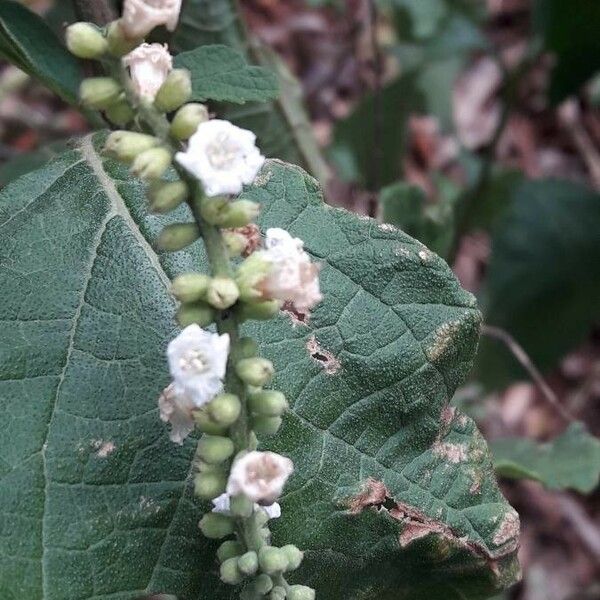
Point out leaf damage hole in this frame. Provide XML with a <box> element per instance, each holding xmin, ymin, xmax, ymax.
<box><xmin>282</xmin><ymin>301</ymin><xmax>309</xmax><ymax>327</ymax></box>
<box><xmin>306</xmin><ymin>335</ymin><xmax>341</xmax><ymax>374</ymax></box>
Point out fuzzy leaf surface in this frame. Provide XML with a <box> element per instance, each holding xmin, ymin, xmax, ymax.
<box><xmin>0</xmin><ymin>136</ymin><xmax>518</xmax><ymax>599</ymax></box>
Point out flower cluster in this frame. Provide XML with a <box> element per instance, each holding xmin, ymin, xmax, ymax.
<box><xmin>66</xmin><ymin>2</ymin><xmax>320</xmax><ymax>598</ymax></box>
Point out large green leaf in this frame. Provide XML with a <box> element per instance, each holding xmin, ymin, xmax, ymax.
<box><xmin>476</xmin><ymin>179</ymin><xmax>600</xmax><ymax>387</ymax></box>
<box><xmin>174</xmin><ymin>45</ymin><xmax>279</xmax><ymax>104</ymax></box>
<box><xmin>492</xmin><ymin>422</ymin><xmax>600</xmax><ymax>494</ymax></box>
<box><xmin>0</xmin><ymin>1</ymin><xmax>82</xmax><ymax>104</ymax></box>
<box><xmin>0</xmin><ymin>135</ymin><xmax>519</xmax><ymax>599</ymax></box>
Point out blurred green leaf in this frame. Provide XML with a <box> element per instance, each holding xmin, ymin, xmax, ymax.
<box><xmin>0</xmin><ymin>1</ymin><xmax>82</xmax><ymax>103</ymax></box>
<box><xmin>492</xmin><ymin>422</ymin><xmax>600</xmax><ymax>493</ymax></box>
<box><xmin>174</xmin><ymin>45</ymin><xmax>279</xmax><ymax>104</ymax></box>
<box><xmin>534</xmin><ymin>0</ymin><xmax>600</xmax><ymax>102</ymax></box>
<box><xmin>477</xmin><ymin>179</ymin><xmax>600</xmax><ymax>387</ymax></box>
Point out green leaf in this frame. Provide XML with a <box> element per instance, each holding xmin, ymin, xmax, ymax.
<box><xmin>476</xmin><ymin>179</ymin><xmax>600</xmax><ymax>387</ymax></box>
<box><xmin>492</xmin><ymin>423</ymin><xmax>600</xmax><ymax>493</ymax></box>
<box><xmin>0</xmin><ymin>1</ymin><xmax>82</xmax><ymax>103</ymax></box>
<box><xmin>534</xmin><ymin>0</ymin><xmax>600</xmax><ymax>102</ymax></box>
<box><xmin>0</xmin><ymin>135</ymin><xmax>519</xmax><ymax>599</ymax></box>
<box><xmin>174</xmin><ymin>45</ymin><xmax>279</xmax><ymax>104</ymax></box>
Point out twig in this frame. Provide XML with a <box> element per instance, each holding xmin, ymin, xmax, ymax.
<box><xmin>368</xmin><ymin>0</ymin><xmax>383</xmax><ymax>203</ymax></box>
<box><xmin>72</xmin><ymin>0</ymin><xmax>116</xmax><ymax>26</ymax></box>
<box><xmin>481</xmin><ymin>324</ymin><xmax>575</xmax><ymax>423</ymax></box>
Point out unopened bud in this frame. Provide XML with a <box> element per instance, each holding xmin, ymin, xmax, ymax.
<box><xmin>270</xmin><ymin>586</ymin><xmax>287</xmax><ymax>600</ymax></box>
<box><xmin>218</xmin><ymin>200</ymin><xmax>261</xmax><ymax>229</ymax></box>
<box><xmin>220</xmin><ymin>557</ymin><xmax>244</xmax><ymax>585</ymax></box>
<box><xmin>238</xmin><ymin>300</ymin><xmax>281</xmax><ymax>321</ymax></box>
<box><xmin>105</xmin><ymin>99</ymin><xmax>134</xmax><ymax>126</ymax></box>
<box><xmin>104</xmin><ymin>131</ymin><xmax>160</xmax><ymax>163</ymax></box>
<box><xmin>236</xmin><ymin>358</ymin><xmax>274</xmax><ymax>387</ymax></box>
<box><xmin>79</xmin><ymin>77</ymin><xmax>120</xmax><ymax>109</ymax></box>
<box><xmin>171</xmin><ymin>103</ymin><xmax>209</xmax><ymax>140</ymax></box>
<box><xmin>208</xmin><ymin>393</ymin><xmax>242</xmax><ymax>427</ymax></box>
<box><xmin>223</xmin><ymin>230</ymin><xmax>247</xmax><ymax>257</ymax></box>
<box><xmin>281</xmin><ymin>545</ymin><xmax>304</xmax><ymax>571</ymax></box>
<box><xmin>131</xmin><ymin>147</ymin><xmax>172</xmax><ymax>180</ymax></box>
<box><xmin>206</xmin><ymin>277</ymin><xmax>240</xmax><ymax>310</ymax></box>
<box><xmin>66</xmin><ymin>23</ymin><xmax>108</xmax><ymax>59</ymax></box>
<box><xmin>236</xmin><ymin>254</ymin><xmax>271</xmax><ymax>303</ymax></box>
<box><xmin>194</xmin><ymin>472</ymin><xmax>226</xmax><ymax>500</ymax></box>
<box><xmin>253</xmin><ymin>574</ymin><xmax>274</xmax><ymax>594</ymax></box>
<box><xmin>217</xmin><ymin>540</ymin><xmax>244</xmax><ymax>562</ymax></box>
<box><xmin>287</xmin><ymin>586</ymin><xmax>315</xmax><ymax>600</ymax></box>
<box><xmin>200</xmin><ymin>196</ymin><xmax>229</xmax><ymax>225</ymax></box>
<box><xmin>150</xmin><ymin>180</ymin><xmax>188</xmax><ymax>213</ymax></box>
<box><xmin>155</xmin><ymin>69</ymin><xmax>192</xmax><ymax>112</ymax></box>
<box><xmin>238</xmin><ymin>551</ymin><xmax>258</xmax><ymax>576</ymax></box>
<box><xmin>176</xmin><ymin>302</ymin><xmax>215</xmax><ymax>328</ymax></box>
<box><xmin>158</xmin><ymin>223</ymin><xmax>199</xmax><ymax>251</ymax></box>
<box><xmin>197</xmin><ymin>435</ymin><xmax>234</xmax><ymax>464</ymax></box>
<box><xmin>194</xmin><ymin>408</ymin><xmax>228</xmax><ymax>435</ymax></box>
<box><xmin>258</xmin><ymin>546</ymin><xmax>288</xmax><ymax>575</ymax></box>
<box><xmin>199</xmin><ymin>512</ymin><xmax>235</xmax><ymax>539</ymax></box>
<box><xmin>106</xmin><ymin>20</ymin><xmax>140</xmax><ymax>57</ymax></box>
<box><xmin>249</xmin><ymin>390</ymin><xmax>288</xmax><ymax>417</ymax></box>
<box><xmin>230</xmin><ymin>494</ymin><xmax>253</xmax><ymax>518</ymax></box>
<box><xmin>252</xmin><ymin>415</ymin><xmax>282</xmax><ymax>436</ymax></box>
<box><xmin>171</xmin><ymin>272</ymin><xmax>210</xmax><ymax>303</ymax></box>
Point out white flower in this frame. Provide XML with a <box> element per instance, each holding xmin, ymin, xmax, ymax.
<box><xmin>176</xmin><ymin>120</ymin><xmax>265</xmax><ymax>197</ymax></box>
<box><xmin>211</xmin><ymin>492</ymin><xmax>281</xmax><ymax>520</ymax></box>
<box><xmin>227</xmin><ymin>451</ymin><xmax>294</xmax><ymax>505</ymax></box>
<box><xmin>158</xmin><ymin>383</ymin><xmax>195</xmax><ymax>444</ymax></box>
<box><xmin>122</xmin><ymin>0</ymin><xmax>182</xmax><ymax>39</ymax></box>
<box><xmin>260</xmin><ymin>228</ymin><xmax>322</xmax><ymax>312</ymax></box>
<box><xmin>123</xmin><ymin>43</ymin><xmax>172</xmax><ymax>101</ymax></box>
<box><xmin>167</xmin><ymin>324</ymin><xmax>230</xmax><ymax>407</ymax></box>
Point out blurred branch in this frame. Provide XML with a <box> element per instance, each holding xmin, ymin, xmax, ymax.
<box><xmin>482</xmin><ymin>324</ymin><xmax>575</xmax><ymax>423</ymax></box>
<box><xmin>72</xmin><ymin>0</ymin><xmax>116</xmax><ymax>26</ymax></box>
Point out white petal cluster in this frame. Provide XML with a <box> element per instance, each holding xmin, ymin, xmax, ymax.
<box><xmin>158</xmin><ymin>383</ymin><xmax>195</xmax><ymax>445</ymax></box>
<box><xmin>211</xmin><ymin>493</ymin><xmax>282</xmax><ymax>520</ymax></box>
<box><xmin>122</xmin><ymin>0</ymin><xmax>182</xmax><ymax>39</ymax></box>
<box><xmin>227</xmin><ymin>451</ymin><xmax>294</xmax><ymax>505</ymax></box>
<box><xmin>123</xmin><ymin>43</ymin><xmax>172</xmax><ymax>101</ymax></box>
<box><xmin>176</xmin><ymin>120</ymin><xmax>265</xmax><ymax>197</ymax></box>
<box><xmin>261</xmin><ymin>228</ymin><xmax>322</xmax><ymax>312</ymax></box>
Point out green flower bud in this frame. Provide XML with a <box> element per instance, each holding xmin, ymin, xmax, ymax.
<box><xmin>79</xmin><ymin>77</ymin><xmax>120</xmax><ymax>109</ymax></box>
<box><xmin>238</xmin><ymin>337</ymin><xmax>259</xmax><ymax>359</ymax></box>
<box><xmin>281</xmin><ymin>545</ymin><xmax>304</xmax><ymax>571</ymax></box>
<box><xmin>208</xmin><ymin>393</ymin><xmax>242</xmax><ymax>427</ymax></box>
<box><xmin>197</xmin><ymin>435</ymin><xmax>234</xmax><ymax>464</ymax></box>
<box><xmin>269</xmin><ymin>586</ymin><xmax>287</xmax><ymax>600</ymax></box>
<box><xmin>66</xmin><ymin>22</ymin><xmax>108</xmax><ymax>59</ymax></box>
<box><xmin>238</xmin><ymin>300</ymin><xmax>281</xmax><ymax>322</ymax></box>
<box><xmin>171</xmin><ymin>272</ymin><xmax>210</xmax><ymax>303</ymax></box>
<box><xmin>176</xmin><ymin>302</ymin><xmax>215</xmax><ymax>328</ymax></box>
<box><xmin>155</xmin><ymin>69</ymin><xmax>192</xmax><ymax>113</ymax></box>
<box><xmin>287</xmin><ymin>586</ymin><xmax>315</xmax><ymax>600</ymax></box>
<box><xmin>150</xmin><ymin>180</ymin><xmax>188</xmax><ymax>214</ymax></box>
<box><xmin>106</xmin><ymin>20</ymin><xmax>140</xmax><ymax>57</ymax></box>
<box><xmin>196</xmin><ymin>459</ymin><xmax>225</xmax><ymax>475</ymax></box>
<box><xmin>237</xmin><ymin>551</ymin><xmax>259</xmax><ymax>576</ymax></box>
<box><xmin>236</xmin><ymin>254</ymin><xmax>271</xmax><ymax>303</ymax></box>
<box><xmin>194</xmin><ymin>472</ymin><xmax>226</xmax><ymax>500</ymax></box>
<box><xmin>252</xmin><ymin>415</ymin><xmax>282</xmax><ymax>436</ymax></box>
<box><xmin>230</xmin><ymin>494</ymin><xmax>253</xmax><ymax>518</ymax></box>
<box><xmin>105</xmin><ymin>99</ymin><xmax>134</xmax><ymax>126</ymax></box>
<box><xmin>194</xmin><ymin>408</ymin><xmax>228</xmax><ymax>435</ymax></box>
<box><xmin>218</xmin><ymin>200</ymin><xmax>261</xmax><ymax>229</ymax></box>
<box><xmin>223</xmin><ymin>230</ymin><xmax>247</xmax><ymax>257</ymax></box>
<box><xmin>199</xmin><ymin>512</ymin><xmax>235</xmax><ymax>539</ymax></box>
<box><xmin>104</xmin><ymin>131</ymin><xmax>160</xmax><ymax>163</ymax></box>
<box><xmin>240</xmin><ymin>590</ymin><xmax>263</xmax><ymax>600</ymax></box>
<box><xmin>200</xmin><ymin>196</ymin><xmax>229</xmax><ymax>225</ymax></box>
<box><xmin>249</xmin><ymin>390</ymin><xmax>288</xmax><ymax>417</ymax></box>
<box><xmin>131</xmin><ymin>147</ymin><xmax>172</xmax><ymax>181</ymax></box>
<box><xmin>158</xmin><ymin>223</ymin><xmax>200</xmax><ymax>252</ymax></box>
<box><xmin>217</xmin><ymin>540</ymin><xmax>244</xmax><ymax>562</ymax></box>
<box><xmin>236</xmin><ymin>358</ymin><xmax>274</xmax><ymax>387</ymax></box>
<box><xmin>220</xmin><ymin>557</ymin><xmax>244</xmax><ymax>585</ymax></box>
<box><xmin>258</xmin><ymin>546</ymin><xmax>288</xmax><ymax>575</ymax></box>
<box><xmin>253</xmin><ymin>573</ymin><xmax>274</xmax><ymax>594</ymax></box>
<box><xmin>170</xmin><ymin>103</ymin><xmax>209</xmax><ymax>140</ymax></box>
<box><xmin>206</xmin><ymin>277</ymin><xmax>240</xmax><ymax>310</ymax></box>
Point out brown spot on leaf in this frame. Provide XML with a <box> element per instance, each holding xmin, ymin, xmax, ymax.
<box><xmin>306</xmin><ymin>336</ymin><xmax>341</xmax><ymax>374</ymax></box>
<box><xmin>282</xmin><ymin>301</ymin><xmax>309</xmax><ymax>327</ymax></box>
<box><xmin>432</xmin><ymin>442</ymin><xmax>468</xmax><ymax>464</ymax></box>
<box><xmin>92</xmin><ymin>440</ymin><xmax>115</xmax><ymax>458</ymax></box>
<box><xmin>493</xmin><ymin>510</ymin><xmax>520</xmax><ymax>546</ymax></box>
<box><xmin>426</xmin><ymin>320</ymin><xmax>462</xmax><ymax>362</ymax></box>
<box><xmin>347</xmin><ymin>478</ymin><xmax>389</xmax><ymax>514</ymax></box>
